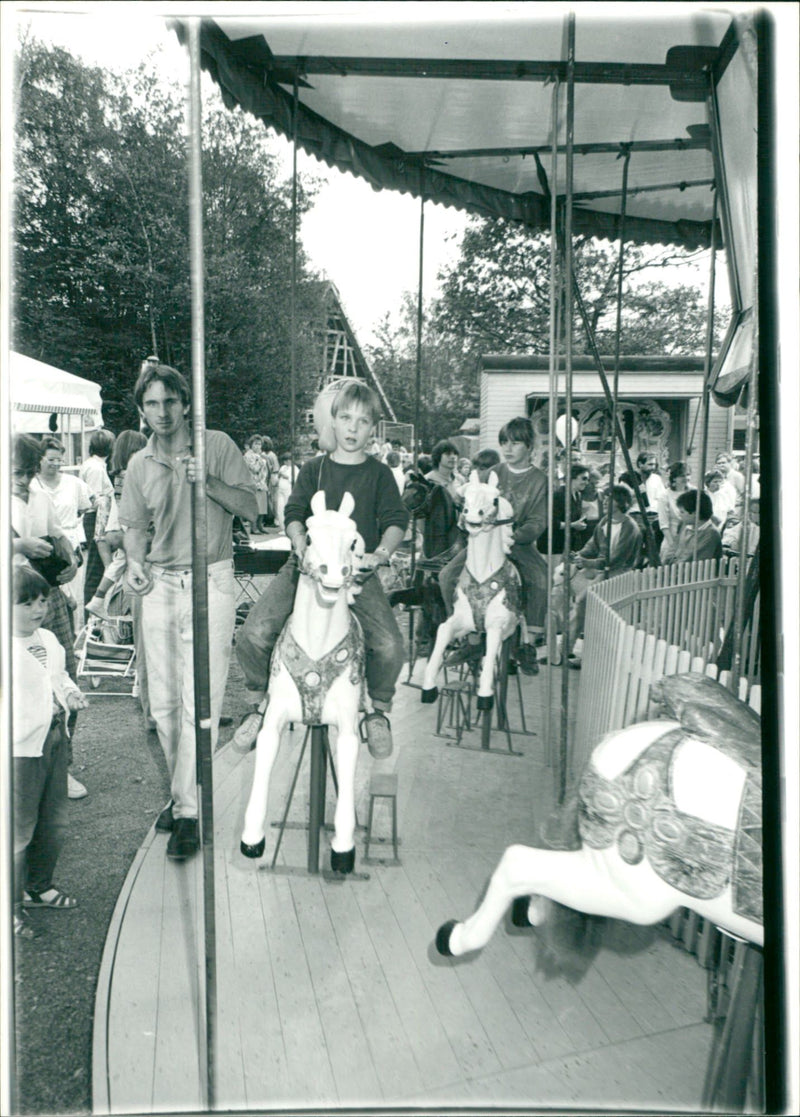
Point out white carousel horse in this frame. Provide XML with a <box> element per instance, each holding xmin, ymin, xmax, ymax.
<box><xmin>421</xmin><ymin>470</ymin><xmax>522</xmax><ymax>709</ymax></box>
<box><xmin>436</xmin><ymin>673</ymin><xmax>763</xmax><ymax>963</ymax></box>
<box><xmin>240</xmin><ymin>491</ymin><xmax>366</xmax><ymax>874</ymax></box>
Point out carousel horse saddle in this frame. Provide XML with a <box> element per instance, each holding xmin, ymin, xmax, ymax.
<box><xmin>538</xmin><ymin>674</ymin><xmax>762</xmax><ymax>925</ymax></box>
<box><xmin>456</xmin><ymin>560</ymin><xmax>521</xmax><ymax>631</ymax></box>
<box><xmin>273</xmin><ymin>617</ymin><xmax>364</xmax><ymax>726</ymax></box>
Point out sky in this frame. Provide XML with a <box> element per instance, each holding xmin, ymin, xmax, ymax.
<box><xmin>7</xmin><ymin>1</ymin><xmax>468</xmax><ymax>347</ymax></box>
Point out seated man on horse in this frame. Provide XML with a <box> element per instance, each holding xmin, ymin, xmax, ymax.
<box><xmin>233</xmin><ymin>381</ymin><xmax>409</xmax><ymax>757</ymax></box>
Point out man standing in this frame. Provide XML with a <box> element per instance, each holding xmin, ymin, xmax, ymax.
<box><xmin>119</xmin><ymin>363</ymin><xmax>257</xmax><ymax>860</ymax></box>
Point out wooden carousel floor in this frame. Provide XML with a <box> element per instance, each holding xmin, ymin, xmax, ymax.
<box><xmin>92</xmin><ymin>660</ymin><xmax>714</xmax><ymax>1114</ymax></box>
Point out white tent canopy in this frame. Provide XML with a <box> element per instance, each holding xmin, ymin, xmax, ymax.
<box><xmin>10</xmin><ymin>350</ymin><xmax>103</xmax><ymax>427</ymax></box>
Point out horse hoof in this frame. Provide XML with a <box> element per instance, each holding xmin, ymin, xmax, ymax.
<box><xmin>476</xmin><ymin>694</ymin><xmax>494</xmax><ymax>711</ymax></box>
<box><xmin>435</xmin><ymin>920</ymin><xmax>458</xmax><ymax>956</ymax></box>
<box><xmin>240</xmin><ymin>836</ymin><xmax>265</xmax><ymax>859</ymax></box>
<box><xmin>421</xmin><ymin>687</ymin><xmax>438</xmax><ymax>704</ymax></box>
<box><xmin>330</xmin><ymin>847</ymin><xmax>355</xmax><ymax>874</ymax></box>
<box><xmin>511</xmin><ymin>896</ymin><xmax>533</xmax><ymax>928</ymax></box>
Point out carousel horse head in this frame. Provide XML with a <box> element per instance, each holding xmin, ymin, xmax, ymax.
<box><xmin>435</xmin><ymin>673</ymin><xmax>763</xmax><ymax>973</ymax></box>
<box><xmin>302</xmin><ymin>490</ymin><xmax>365</xmax><ymax>603</ymax></box>
<box><xmin>459</xmin><ymin>471</ymin><xmax>515</xmax><ymax>552</ymax></box>
<box><xmin>401</xmin><ymin>471</ymin><xmax>436</xmax><ymax>518</ymax></box>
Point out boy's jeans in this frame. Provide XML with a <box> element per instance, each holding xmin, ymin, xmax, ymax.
<box><xmin>14</xmin><ymin>713</ymin><xmax>69</xmax><ymax>904</ymax></box>
<box><xmin>236</xmin><ymin>554</ymin><xmax>404</xmax><ymax>709</ymax></box>
<box><xmin>142</xmin><ymin>560</ymin><xmax>235</xmax><ymax>820</ymax></box>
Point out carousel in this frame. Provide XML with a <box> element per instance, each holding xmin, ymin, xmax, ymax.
<box><xmin>85</xmin><ymin>7</ymin><xmax>788</xmax><ymax>1114</ymax></box>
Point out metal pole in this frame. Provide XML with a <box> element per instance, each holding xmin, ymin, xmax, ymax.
<box><xmin>544</xmin><ymin>76</ymin><xmax>560</xmax><ymax>762</ymax></box>
<box><xmin>606</xmin><ymin>148</ymin><xmax>630</xmax><ymax>570</ymax></box>
<box><xmin>290</xmin><ymin>75</ymin><xmax>299</xmax><ymax>472</ymax></box>
<box><xmin>186</xmin><ymin>23</ymin><xmax>216</xmax><ymax>1110</ymax></box>
<box><xmin>408</xmin><ymin>183</ymin><xmax>425</xmax><ymax>659</ymax></box>
<box><xmin>558</xmin><ymin>12</ymin><xmax>576</xmax><ymax>803</ymax></box>
<box><xmin>413</xmin><ymin>186</ymin><xmax>425</xmax><ymax>468</ymax></box>
<box><xmin>730</xmin><ymin>327</ymin><xmax>758</xmax><ymax>691</ymax></box>
<box><xmin>691</xmin><ymin>190</ymin><xmax>718</xmax><ymax>560</ymax></box>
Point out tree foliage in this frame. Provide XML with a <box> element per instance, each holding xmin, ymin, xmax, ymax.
<box><xmin>367</xmin><ymin>214</ymin><xmax>729</xmax><ymax>447</ymax></box>
<box><xmin>12</xmin><ymin>38</ymin><xmax>326</xmax><ymax>446</ymax></box>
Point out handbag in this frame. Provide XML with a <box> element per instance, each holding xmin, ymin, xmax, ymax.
<box><xmin>13</xmin><ymin>530</ymin><xmax>72</xmax><ymax>586</ymax></box>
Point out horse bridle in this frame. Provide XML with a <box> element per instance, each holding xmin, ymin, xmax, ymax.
<box><xmin>459</xmin><ymin>501</ymin><xmax>515</xmax><ymax>533</ymax></box>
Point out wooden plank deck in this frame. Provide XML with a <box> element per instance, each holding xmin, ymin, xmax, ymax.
<box><xmin>93</xmin><ymin>659</ymin><xmax>716</xmax><ymax>1113</ymax></box>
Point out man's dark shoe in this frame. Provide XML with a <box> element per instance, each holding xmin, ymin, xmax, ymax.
<box><xmin>155</xmin><ymin>800</ymin><xmax>174</xmax><ymax>832</ymax></box>
<box><xmin>167</xmin><ymin>818</ymin><xmax>200</xmax><ymax>860</ymax></box>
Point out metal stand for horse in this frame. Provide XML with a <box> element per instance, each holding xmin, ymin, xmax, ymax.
<box><xmin>440</xmin><ymin>638</ymin><xmax>532</xmax><ymax>756</ymax></box>
<box><xmin>269</xmin><ymin>725</ymin><xmax>369</xmax><ymax>880</ymax></box>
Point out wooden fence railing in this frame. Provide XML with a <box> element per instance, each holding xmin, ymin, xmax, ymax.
<box><xmin>573</xmin><ymin>558</ymin><xmax>760</xmax><ymax>776</ymax></box>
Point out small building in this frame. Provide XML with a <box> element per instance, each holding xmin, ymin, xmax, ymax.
<box><xmin>480</xmin><ymin>354</ymin><xmax>739</xmax><ymax>476</ymax></box>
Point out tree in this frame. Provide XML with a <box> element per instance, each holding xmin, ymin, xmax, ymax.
<box><xmin>367</xmin><ymin>214</ymin><xmax>730</xmax><ymax>447</ymax></box>
<box><xmin>12</xmin><ymin>38</ymin><xmax>326</xmax><ymax>447</ymax></box>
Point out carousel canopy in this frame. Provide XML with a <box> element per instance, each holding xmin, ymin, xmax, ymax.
<box><xmin>10</xmin><ymin>351</ymin><xmax>104</xmax><ymax>428</ymax></box>
<box><xmin>172</xmin><ymin>4</ymin><xmax>758</xmax><ymax>397</ymax></box>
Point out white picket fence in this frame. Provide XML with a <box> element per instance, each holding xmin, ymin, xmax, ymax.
<box><xmin>572</xmin><ymin>558</ymin><xmax>760</xmax><ymax>776</ymax></box>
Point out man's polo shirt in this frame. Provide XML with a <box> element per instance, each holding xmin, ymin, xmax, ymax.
<box><xmin>119</xmin><ymin>429</ymin><xmax>255</xmax><ymax>568</ymax></box>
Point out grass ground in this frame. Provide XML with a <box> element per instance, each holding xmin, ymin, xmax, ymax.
<box><xmin>9</xmin><ymin>643</ymin><xmax>252</xmax><ymax>1116</ymax></box>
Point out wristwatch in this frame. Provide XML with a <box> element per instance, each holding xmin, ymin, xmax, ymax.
<box><xmin>374</xmin><ymin>547</ymin><xmax>391</xmax><ymax>566</ymax></box>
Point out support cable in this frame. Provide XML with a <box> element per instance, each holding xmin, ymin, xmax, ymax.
<box><xmin>186</xmin><ymin>22</ymin><xmax>216</xmax><ymax>1110</ymax></box>
<box><xmin>606</xmin><ymin>148</ymin><xmax>631</xmax><ymax>570</ymax></box>
<box><xmin>571</xmin><ymin>276</ymin><xmax>660</xmax><ymax>566</ymax></box>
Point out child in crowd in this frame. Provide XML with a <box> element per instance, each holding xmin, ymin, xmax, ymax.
<box><xmin>550</xmin><ymin>483</ymin><xmax>642</xmax><ymax>668</ymax></box>
<box><xmin>275</xmin><ymin>452</ymin><xmax>297</xmax><ymax>533</ymax></box>
<box><xmin>233</xmin><ymin>381</ymin><xmax>409</xmax><ymax>757</ymax></box>
<box><xmin>12</xmin><ymin>566</ymin><xmax>88</xmax><ymax>939</ymax></box>
<box><xmin>471</xmin><ymin>448</ymin><xmax>501</xmax><ymax>481</ymax></box>
<box><xmin>670</xmin><ymin>490</ymin><xmax>723</xmax><ymax>564</ymax></box>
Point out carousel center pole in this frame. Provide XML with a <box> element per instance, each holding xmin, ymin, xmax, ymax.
<box><xmin>186</xmin><ymin>22</ymin><xmax>217</xmax><ymax>1110</ymax></box>
<box><xmin>558</xmin><ymin>10</ymin><xmax>576</xmax><ymax>804</ymax></box>
<box><xmin>543</xmin><ymin>75</ymin><xmax>561</xmax><ymax>765</ymax></box>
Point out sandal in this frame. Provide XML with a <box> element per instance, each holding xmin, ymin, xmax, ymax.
<box><xmin>23</xmin><ymin>888</ymin><xmax>78</xmax><ymax>911</ymax></box>
<box><xmin>360</xmin><ymin>712</ymin><xmax>394</xmax><ymax>760</ymax></box>
<box><xmin>14</xmin><ymin>912</ymin><xmax>38</xmax><ymax>940</ymax></box>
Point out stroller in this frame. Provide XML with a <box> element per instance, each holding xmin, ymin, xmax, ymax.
<box><xmin>75</xmin><ymin>578</ymin><xmax>137</xmax><ymax>694</ymax></box>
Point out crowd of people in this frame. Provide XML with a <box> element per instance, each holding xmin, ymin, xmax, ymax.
<box><xmin>10</xmin><ymin>358</ymin><xmax>760</xmax><ymax>941</ymax></box>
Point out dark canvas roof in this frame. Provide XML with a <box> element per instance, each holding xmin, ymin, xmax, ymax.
<box><xmin>173</xmin><ymin>8</ymin><xmax>739</xmax><ymax>250</ymax></box>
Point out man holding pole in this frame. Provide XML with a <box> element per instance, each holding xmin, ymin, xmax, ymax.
<box><xmin>119</xmin><ymin>363</ymin><xmax>257</xmax><ymax>860</ymax></box>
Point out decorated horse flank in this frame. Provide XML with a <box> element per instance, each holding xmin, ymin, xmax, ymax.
<box><xmin>436</xmin><ymin>673</ymin><xmax>763</xmax><ymax>968</ymax></box>
<box><xmin>421</xmin><ymin>470</ymin><xmax>522</xmax><ymax>709</ymax></box>
<box><xmin>240</xmin><ymin>491</ymin><xmax>366</xmax><ymax>874</ymax></box>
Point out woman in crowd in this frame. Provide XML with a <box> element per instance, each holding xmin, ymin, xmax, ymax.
<box><xmin>30</xmin><ymin>437</ymin><xmax>94</xmax><ymax>616</ymax></box>
<box><xmin>243</xmin><ymin>435</ymin><xmax>270</xmax><ymax>533</ymax></box>
<box><xmin>704</xmin><ymin>469</ymin><xmax>737</xmax><ymax>530</ymax></box>
<box><xmin>538</xmin><ymin>462</ymin><xmax>591</xmax><ymax>555</ymax></box>
<box><xmin>262</xmin><ymin>436</ymin><xmax>280</xmax><ymax>526</ymax></box>
<box><xmin>656</xmin><ymin>461</ymin><xmax>691</xmax><ymax>563</ymax></box>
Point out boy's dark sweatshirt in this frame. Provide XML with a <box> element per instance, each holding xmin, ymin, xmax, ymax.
<box><xmin>284</xmin><ymin>454</ymin><xmax>409</xmax><ymax>554</ymax></box>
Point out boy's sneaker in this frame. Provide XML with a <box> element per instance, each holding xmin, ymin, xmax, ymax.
<box><xmin>85</xmin><ymin>597</ymin><xmax>110</xmax><ymax>620</ymax></box>
<box><xmin>360</xmin><ymin>712</ymin><xmax>393</xmax><ymax>760</ymax></box>
<box><xmin>68</xmin><ymin>773</ymin><xmax>88</xmax><ymax>800</ymax></box>
<box><xmin>232</xmin><ymin>707</ymin><xmax>264</xmax><ymax>753</ymax></box>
